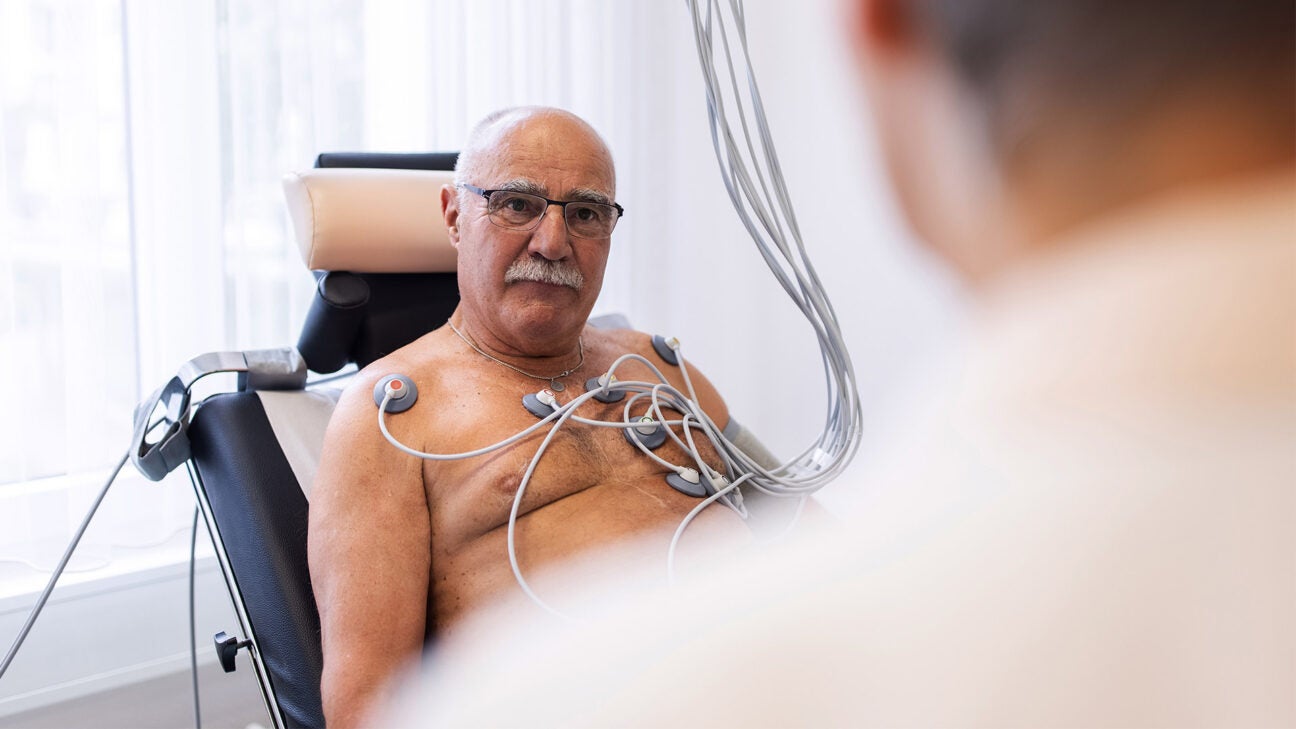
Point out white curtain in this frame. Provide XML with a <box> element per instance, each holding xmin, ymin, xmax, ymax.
<box><xmin>0</xmin><ymin>0</ymin><xmax>964</xmax><ymax>588</ymax></box>
<box><xmin>0</xmin><ymin>0</ymin><xmax>688</xmax><ymax>587</ymax></box>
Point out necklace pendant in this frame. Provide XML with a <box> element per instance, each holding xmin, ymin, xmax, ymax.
<box><xmin>549</xmin><ymin>379</ymin><xmax>565</xmax><ymax>392</ymax></box>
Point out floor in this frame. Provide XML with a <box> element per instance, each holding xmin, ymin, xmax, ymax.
<box><xmin>2</xmin><ymin>660</ymin><xmax>270</xmax><ymax>729</ymax></box>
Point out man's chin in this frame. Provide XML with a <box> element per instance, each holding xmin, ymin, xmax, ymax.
<box><xmin>502</xmin><ymin>291</ymin><xmax>588</xmax><ymax>333</ymax></box>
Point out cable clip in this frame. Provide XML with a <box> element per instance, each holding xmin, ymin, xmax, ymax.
<box><xmin>522</xmin><ymin>389</ymin><xmax>561</xmax><ymax>419</ymax></box>
<box><xmin>586</xmin><ymin>373</ymin><xmax>625</xmax><ymax>403</ymax></box>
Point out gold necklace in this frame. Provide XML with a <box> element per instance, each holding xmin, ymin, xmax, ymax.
<box><xmin>447</xmin><ymin>320</ymin><xmax>585</xmax><ymax>392</ymax></box>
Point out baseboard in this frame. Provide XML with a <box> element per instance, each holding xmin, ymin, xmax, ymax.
<box><xmin>0</xmin><ymin>555</ymin><xmax>242</xmax><ymax>718</ymax></box>
<box><xmin>0</xmin><ymin>651</ymin><xmax>218</xmax><ymax>717</ymax></box>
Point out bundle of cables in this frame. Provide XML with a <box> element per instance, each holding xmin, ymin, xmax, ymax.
<box><xmin>683</xmin><ymin>0</ymin><xmax>863</xmax><ymax>494</ymax></box>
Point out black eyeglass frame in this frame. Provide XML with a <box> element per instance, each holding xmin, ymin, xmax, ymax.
<box><xmin>457</xmin><ymin>183</ymin><xmax>625</xmax><ymax>238</ymax></box>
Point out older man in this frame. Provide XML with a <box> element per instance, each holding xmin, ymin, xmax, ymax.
<box><xmin>393</xmin><ymin>0</ymin><xmax>1294</xmax><ymax>726</ymax></box>
<box><xmin>307</xmin><ymin>107</ymin><xmax>761</xmax><ymax>727</ymax></box>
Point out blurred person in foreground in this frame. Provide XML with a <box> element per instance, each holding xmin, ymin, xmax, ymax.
<box><xmin>383</xmin><ymin>0</ymin><xmax>1294</xmax><ymax>725</ymax></box>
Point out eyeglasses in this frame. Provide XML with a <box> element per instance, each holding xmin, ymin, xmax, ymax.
<box><xmin>458</xmin><ymin>183</ymin><xmax>624</xmax><ymax>239</ymax></box>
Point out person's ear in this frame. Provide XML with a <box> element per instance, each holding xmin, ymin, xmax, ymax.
<box><xmin>441</xmin><ymin>184</ymin><xmax>461</xmax><ymax>249</ymax></box>
<box><xmin>850</xmin><ymin>0</ymin><xmax>919</xmax><ymax>60</ymax></box>
<box><xmin>848</xmin><ymin>0</ymin><xmax>1006</xmax><ymax>282</ymax></box>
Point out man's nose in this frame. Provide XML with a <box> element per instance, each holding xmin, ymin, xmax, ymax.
<box><xmin>527</xmin><ymin>204</ymin><xmax>572</xmax><ymax>260</ymax></box>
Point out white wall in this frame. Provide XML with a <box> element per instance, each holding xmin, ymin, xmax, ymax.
<box><xmin>602</xmin><ymin>1</ymin><xmax>966</xmax><ymax>469</ymax></box>
<box><xmin>0</xmin><ymin>547</ymin><xmax>265</xmax><ymax>719</ymax></box>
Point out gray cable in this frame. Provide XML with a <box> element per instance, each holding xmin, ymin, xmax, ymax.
<box><xmin>189</xmin><ymin>506</ymin><xmax>202</xmax><ymax>729</ymax></box>
<box><xmin>0</xmin><ymin>451</ymin><xmax>128</xmax><ymax>682</ymax></box>
<box><xmin>682</xmin><ymin>0</ymin><xmax>864</xmax><ymax>491</ymax></box>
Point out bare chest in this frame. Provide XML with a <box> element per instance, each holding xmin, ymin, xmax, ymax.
<box><xmin>415</xmin><ymin>381</ymin><xmax>721</xmax><ymax>548</ymax></box>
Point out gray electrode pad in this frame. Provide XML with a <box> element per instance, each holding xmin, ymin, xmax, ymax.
<box><xmin>373</xmin><ymin>374</ymin><xmax>418</xmax><ymax>413</ymax></box>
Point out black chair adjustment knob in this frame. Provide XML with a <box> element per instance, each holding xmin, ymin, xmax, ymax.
<box><xmin>214</xmin><ymin>631</ymin><xmax>253</xmax><ymax>673</ymax></box>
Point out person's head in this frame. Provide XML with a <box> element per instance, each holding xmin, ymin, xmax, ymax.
<box><xmin>849</xmin><ymin>0</ymin><xmax>1295</xmax><ymax>282</ymax></box>
<box><xmin>441</xmin><ymin>106</ymin><xmax>618</xmax><ymax>354</ymax></box>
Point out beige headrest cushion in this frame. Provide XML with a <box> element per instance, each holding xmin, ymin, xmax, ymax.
<box><xmin>282</xmin><ymin>168</ymin><xmax>458</xmax><ymax>273</ymax></box>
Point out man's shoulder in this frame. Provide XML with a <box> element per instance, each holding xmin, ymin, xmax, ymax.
<box><xmin>329</xmin><ymin>329</ymin><xmax>456</xmax><ymax>417</ymax></box>
<box><xmin>369</xmin><ymin>328</ymin><xmax>457</xmax><ymax>376</ymax></box>
<box><xmin>583</xmin><ymin>325</ymin><xmax>688</xmax><ymax>374</ymax></box>
<box><xmin>585</xmin><ymin>321</ymin><xmax>694</xmax><ymax>359</ymax></box>
<box><xmin>585</xmin><ymin>323</ymin><xmax>652</xmax><ymax>351</ymax></box>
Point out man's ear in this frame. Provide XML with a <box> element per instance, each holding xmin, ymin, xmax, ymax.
<box><xmin>441</xmin><ymin>184</ymin><xmax>461</xmax><ymax>249</ymax></box>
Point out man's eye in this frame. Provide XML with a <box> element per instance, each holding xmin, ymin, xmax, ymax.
<box><xmin>572</xmin><ymin>205</ymin><xmax>600</xmax><ymax>221</ymax></box>
<box><xmin>503</xmin><ymin>196</ymin><xmax>532</xmax><ymax>213</ymax></box>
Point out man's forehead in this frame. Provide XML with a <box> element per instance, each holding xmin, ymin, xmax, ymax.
<box><xmin>492</xmin><ymin>177</ymin><xmax>613</xmax><ymax>204</ymax></box>
<box><xmin>474</xmin><ymin>115</ymin><xmax>616</xmax><ymax>196</ymax></box>
<box><xmin>475</xmin><ymin>152</ymin><xmax>616</xmax><ymax>200</ymax></box>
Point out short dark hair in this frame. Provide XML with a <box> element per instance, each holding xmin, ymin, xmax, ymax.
<box><xmin>911</xmin><ymin>0</ymin><xmax>1295</xmax><ymax>151</ymax></box>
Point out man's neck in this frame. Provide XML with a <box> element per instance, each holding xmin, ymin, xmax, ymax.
<box><xmin>448</xmin><ymin>311</ymin><xmax>585</xmax><ymax>373</ymax></box>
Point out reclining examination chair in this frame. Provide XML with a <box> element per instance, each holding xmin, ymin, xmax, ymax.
<box><xmin>132</xmin><ymin>152</ymin><xmax>462</xmax><ymax>728</ymax></box>
<box><xmin>131</xmin><ymin>152</ymin><xmax>786</xmax><ymax>729</ymax></box>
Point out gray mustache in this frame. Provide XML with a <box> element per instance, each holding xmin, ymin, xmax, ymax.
<box><xmin>504</xmin><ymin>257</ymin><xmax>585</xmax><ymax>290</ymax></box>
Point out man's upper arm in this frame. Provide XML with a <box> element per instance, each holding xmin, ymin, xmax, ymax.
<box><xmin>676</xmin><ymin>354</ymin><xmax>731</xmax><ymax>433</ymax></box>
<box><xmin>308</xmin><ymin>374</ymin><xmax>431</xmax><ymax>726</ymax></box>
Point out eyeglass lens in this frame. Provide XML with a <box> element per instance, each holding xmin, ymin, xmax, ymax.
<box><xmin>486</xmin><ymin>191</ymin><xmax>617</xmax><ymax>238</ymax></box>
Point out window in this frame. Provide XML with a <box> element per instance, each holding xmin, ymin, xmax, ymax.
<box><xmin>0</xmin><ymin>0</ymin><xmax>661</xmax><ymax>590</ymax></box>
<box><xmin>0</xmin><ymin>1</ymin><xmax>133</xmax><ymax>487</ymax></box>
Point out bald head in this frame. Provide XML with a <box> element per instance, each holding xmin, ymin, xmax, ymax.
<box><xmin>454</xmin><ymin>107</ymin><xmax>616</xmax><ymax>205</ymax></box>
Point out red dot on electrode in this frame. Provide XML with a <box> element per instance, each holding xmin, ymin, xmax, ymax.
<box><xmin>390</xmin><ymin>380</ymin><xmax>402</xmax><ymax>390</ymax></box>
